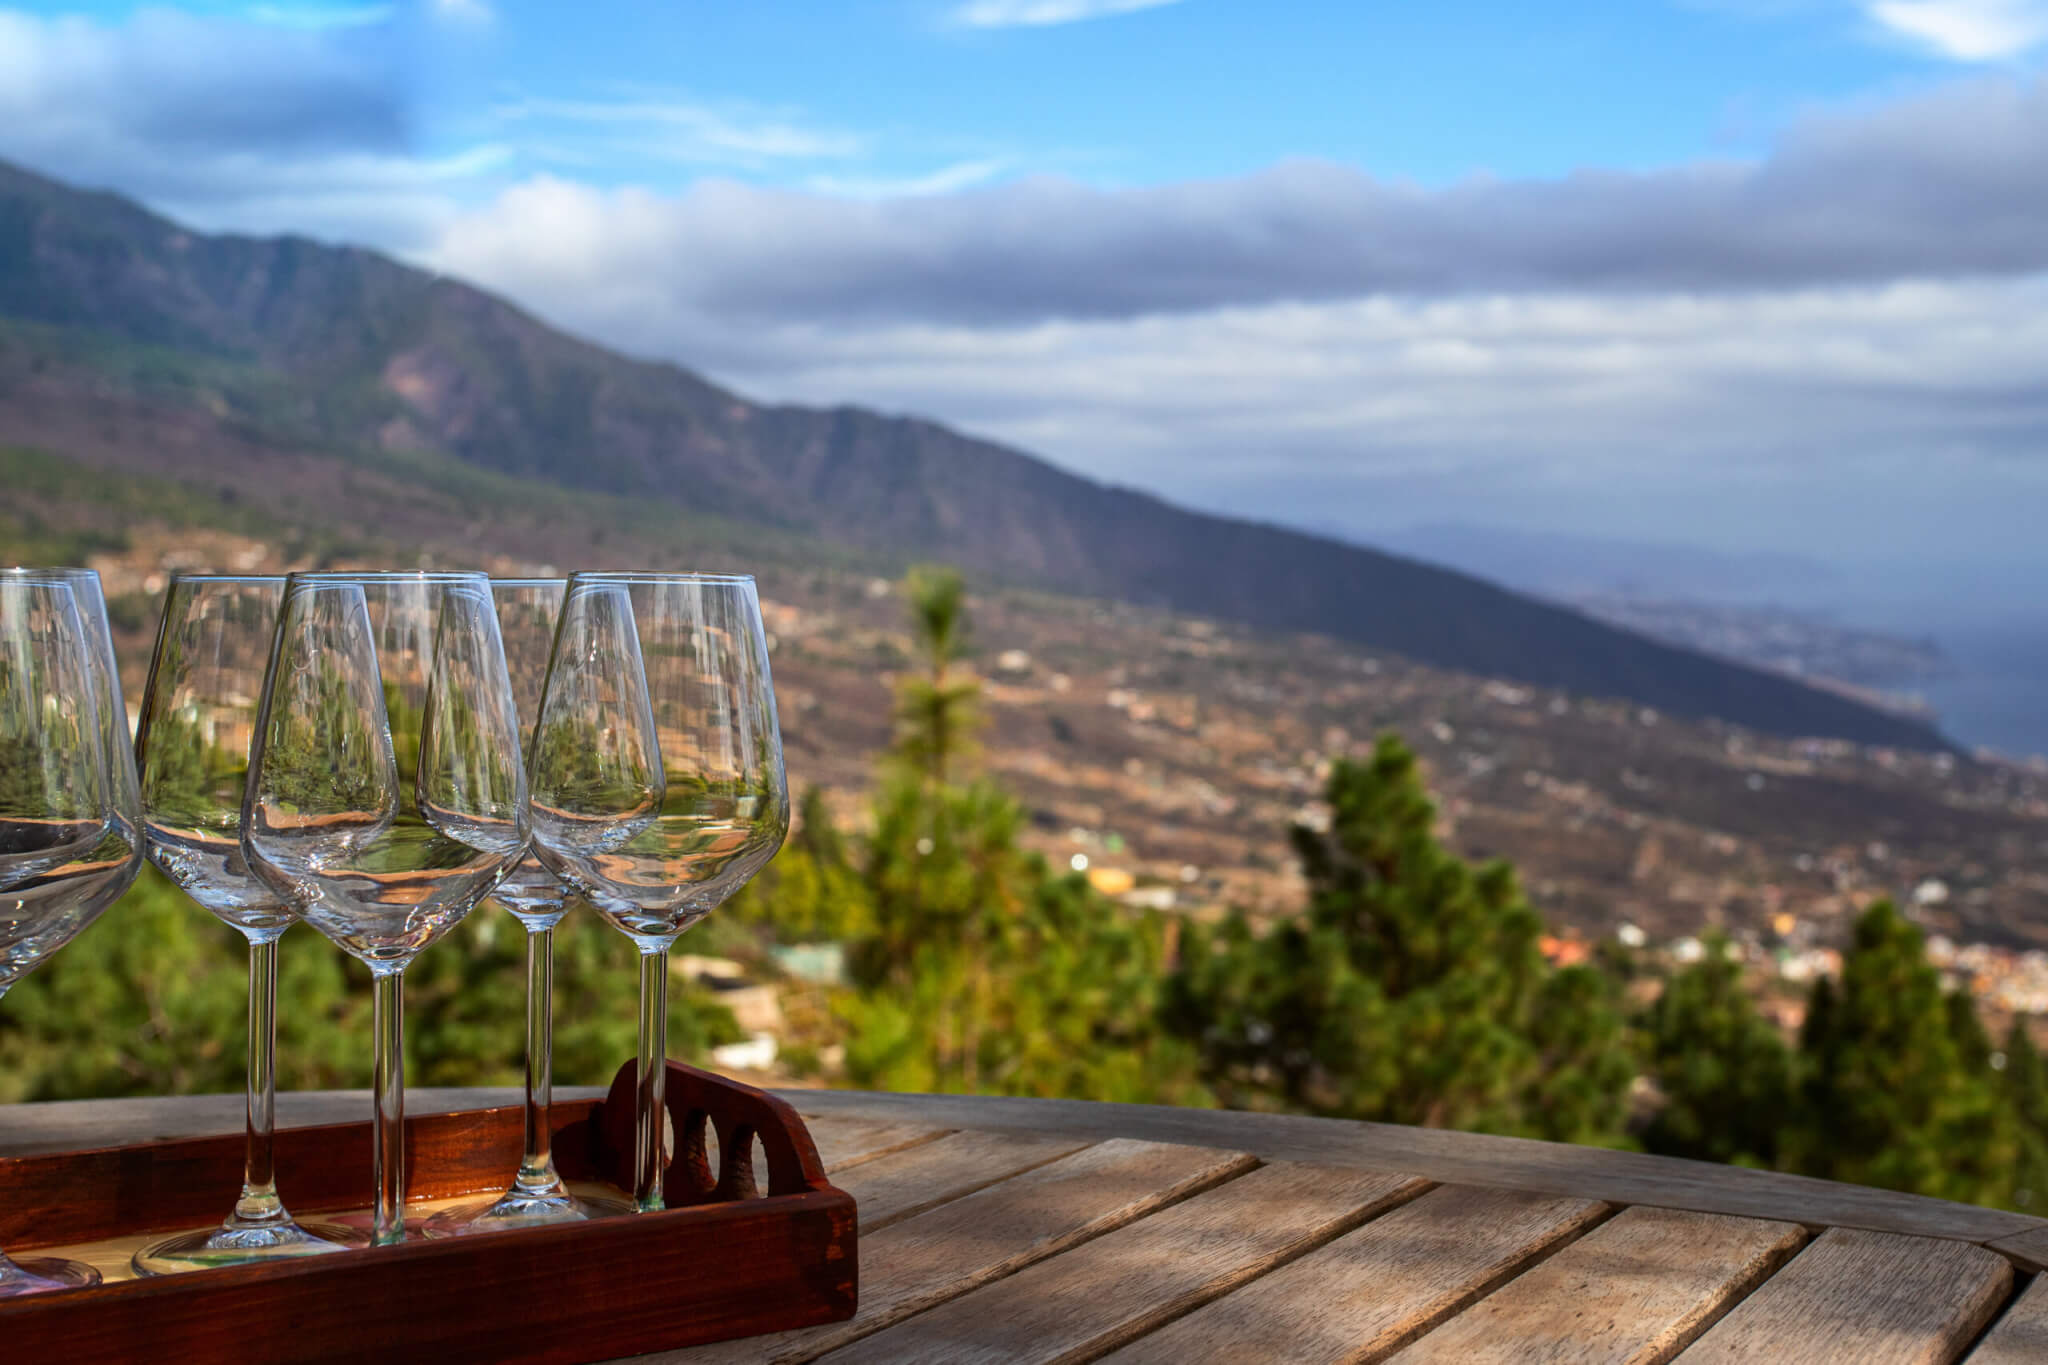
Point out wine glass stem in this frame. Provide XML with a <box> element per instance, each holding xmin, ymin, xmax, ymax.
<box><xmin>514</xmin><ymin>925</ymin><xmax>560</xmax><ymax>1196</ymax></box>
<box><xmin>635</xmin><ymin>947</ymin><xmax>669</xmax><ymax>1212</ymax></box>
<box><xmin>232</xmin><ymin>936</ymin><xmax>286</xmax><ymax>1227</ymax></box>
<box><xmin>372</xmin><ymin>969</ymin><xmax>406</xmax><ymax>1245</ymax></box>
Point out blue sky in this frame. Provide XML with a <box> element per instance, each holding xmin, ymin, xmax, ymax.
<box><xmin>19</xmin><ymin>0</ymin><xmax>2026</xmax><ymax>199</ymax></box>
<box><xmin>3</xmin><ymin>0</ymin><xmax>2047</xmax><ymax>588</ymax></box>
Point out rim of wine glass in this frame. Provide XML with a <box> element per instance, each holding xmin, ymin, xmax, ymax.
<box><xmin>287</xmin><ymin>570</ymin><xmax>491</xmax><ymax>581</ymax></box>
<box><xmin>491</xmin><ymin>576</ymin><xmax>567</xmax><ymax>588</ymax></box>
<box><xmin>566</xmin><ymin>571</ymin><xmax>755</xmax><ymax>585</ymax></box>
<box><xmin>164</xmin><ymin>572</ymin><xmax>287</xmax><ymax>584</ymax></box>
<box><xmin>1</xmin><ymin>565</ymin><xmax>94</xmax><ymax>580</ymax></box>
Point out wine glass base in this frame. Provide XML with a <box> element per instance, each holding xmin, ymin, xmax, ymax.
<box><xmin>132</xmin><ymin>1220</ymin><xmax>363</xmax><ymax>1277</ymax></box>
<box><xmin>421</xmin><ymin>1188</ymin><xmax>633</xmax><ymax>1238</ymax></box>
<box><xmin>0</xmin><ymin>1256</ymin><xmax>101</xmax><ymax>1298</ymax></box>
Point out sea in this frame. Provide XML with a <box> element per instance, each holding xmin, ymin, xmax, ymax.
<box><xmin>1760</xmin><ymin>563</ymin><xmax>2048</xmax><ymax>765</ymax></box>
<box><xmin>1913</xmin><ymin>621</ymin><xmax>2048</xmax><ymax>764</ymax></box>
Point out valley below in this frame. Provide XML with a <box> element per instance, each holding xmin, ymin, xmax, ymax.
<box><xmin>63</xmin><ymin>509</ymin><xmax>2048</xmax><ymax>1028</ymax></box>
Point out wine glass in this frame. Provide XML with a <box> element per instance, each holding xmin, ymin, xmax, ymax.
<box><xmin>426</xmin><ymin>578</ymin><xmax>628</xmax><ymax>1236</ymax></box>
<box><xmin>1</xmin><ymin>568</ymin><xmax>146</xmax><ymax>968</ymax></box>
<box><xmin>242</xmin><ymin>571</ymin><xmax>526</xmax><ymax>1245</ymax></box>
<box><xmin>131</xmin><ymin>576</ymin><xmax>359</xmax><ymax>1274</ymax></box>
<box><xmin>0</xmin><ymin>571</ymin><xmax>140</xmax><ymax>1297</ymax></box>
<box><xmin>528</xmin><ymin>573</ymin><xmax>789</xmax><ymax>1211</ymax></box>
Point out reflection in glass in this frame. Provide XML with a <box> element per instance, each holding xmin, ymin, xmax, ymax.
<box><xmin>530</xmin><ymin>573</ymin><xmax>789</xmax><ymax>1211</ymax></box>
<box><xmin>243</xmin><ymin>572</ymin><xmax>525</xmax><ymax>1244</ymax></box>
<box><xmin>426</xmin><ymin>579</ymin><xmax>628</xmax><ymax>1236</ymax></box>
<box><xmin>131</xmin><ymin>576</ymin><xmax>358</xmax><ymax>1275</ymax></box>
<box><xmin>0</xmin><ymin>570</ymin><xmax>140</xmax><ymax>1297</ymax></box>
<box><xmin>0</xmin><ymin>569</ymin><xmax>144</xmax><ymax>992</ymax></box>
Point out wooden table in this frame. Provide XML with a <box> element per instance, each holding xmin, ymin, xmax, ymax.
<box><xmin>12</xmin><ymin>1087</ymin><xmax>2048</xmax><ymax>1363</ymax></box>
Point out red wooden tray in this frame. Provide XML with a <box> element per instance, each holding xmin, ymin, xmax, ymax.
<box><xmin>0</xmin><ymin>1060</ymin><xmax>857</xmax><ymax>1363</ymax></box>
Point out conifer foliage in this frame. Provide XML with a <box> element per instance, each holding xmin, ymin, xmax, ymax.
<box><xmin>1776</xmin><ymin>900</ymin><xmax>2017</xmax><ymax>1207</ymax></box>
<box><xmin>734</xmin><ymin>565</ymin><xmax>1207</xmax><ymax>1102</ymax></box>
<box><xmin>1164</xmin><ymin>735</ymin><xmax>1634</xmax><ymax>1143</ymax></box>
<box><xmin>1640</xmin><ymin>931</ymin><xmax>1794</xmax><ymax>1168</ymax></box>
<box><xmin>1644</xmin><ymin>899</ymin><xmax>2039</xmax><ymax>1209</ymax></box>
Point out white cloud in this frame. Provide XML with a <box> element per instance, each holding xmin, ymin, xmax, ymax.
<box><xmin>0</xmin><ymin>8</ymin><xmax>407</xmax><ymax>154</ymax></box>
<box><xmin>1864</xmin><ymin>0</ymin><xmax>2048</xmax><ymax>58</ymax></box>
<box><xmin>0</xmin><ymin>7</ymin><xmax>499</xmax><ymax>247</ymax></box>
<box><xmin>416</xmin><ymin>66</ymin><xmax>2048</xmax><ymax>563</ymax></box>
<box><xmin>423</xmin><ymin>192</ymin><xmax>2048</xmax><ymax>556</ymax></box>
<box><xmin>494</xmin><ymin>94</ymin><xmax>863</xmax><ymax>166</ymax></box>
<box><xmin>948</xmin><ymin>0</ymin><xmax>1185</xmax><ymax>29</ymax></box>
<box><xmin>805</xmin><ymin>159</ymin><xmax>1008</xmax><ymax>198</ymax></box>
<box><xmin>421</xmin><ymin>72</ymin><xmax>2048</xmax><ymax>331</ymax></box>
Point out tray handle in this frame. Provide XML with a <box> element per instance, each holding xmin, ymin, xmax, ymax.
<box><xmin>599</xmin><ymin>1060</ymin><xmax>832</xmax><ymax>1205</ymax></box>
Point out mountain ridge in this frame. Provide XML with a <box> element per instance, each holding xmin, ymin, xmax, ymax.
<box><xmin>0</xmin><ymin>156</ymin><xmax>1946</xmax><ymax>749</ymax></box>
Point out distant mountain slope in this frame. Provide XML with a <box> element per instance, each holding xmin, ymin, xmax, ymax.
<box><xmin>0</xmin><ymin>158</ymin><xmax>1946</xmax><ymax>749</ymax></box>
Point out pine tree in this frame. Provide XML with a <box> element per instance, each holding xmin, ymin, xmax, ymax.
<box><xmin>1641</xmin><ymin>933</ymin><xmax>1793</xmax><ymax>1167</ymax></box>
<box><xmin>2004</xmin><ymin>1019</ymin><xmax>2048</xmax><ymax>1213</ymax></box>
<box><xmin>1782</xmin><ymin>900</ymin><xmax>2017</xmax><ymax>1206</ymax></box>
<box><xmin>834</xmin><ymin>565</ymin><xmax>1203</xmax><ymax>1103</ymax></box>
<box><xmin>1165</xmin><ymin>734</ymin><xmax>1635</xmax><ymax>1142</ymax></box>
<box><xmin>890</xmin><ymin>565</ymin><xmax>980</xmax><ymax>790</ymax></box>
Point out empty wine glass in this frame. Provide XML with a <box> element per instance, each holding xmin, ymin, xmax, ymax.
<box><xmin>1</xmin><ymin>568</ymin><xmax>145</xmax><ymax>976</ymax></box>
<box><xmin>426</xmin><ymin>578</ymin><xmax>628</xmax><ymax>1236</ymax></box>
<box><xmin>528</xmin><ymin>573</ymin><xmax>789</xmax><ymax>1211</ymax></box>
<box><xmin>242</xmin><ymin>571</ymin><xmax>526</xmax><ymax>1245</ymax></box>
<box><xmin>1</xmin><ymin>571</ymin><xmax>140</xmax><ymax>1297</ymax></box>
<box><xmin>131</xmin><ymin>576</ymin><xmax>358</xmax><ymax>1275</ymax></box>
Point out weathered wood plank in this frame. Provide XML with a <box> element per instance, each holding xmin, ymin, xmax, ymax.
<box><xmin>784</xmin><ymin>1090</ymin><xmax>2048</xmax><ymax>1247</ymax></box>
<box><xmin>1104</xmin><ymin>1184</ymin><xmax>1608</xmax><ymax>1365</ymax></box>
<box><xmin>1392</xmin><ymin>1205</ymin><xmax>1804</xmax><ymax>1364</ymax></box>
<box><xmin>1985</xmin><ymin>1225</ymin><xmax>2048</xmax><ymax>1273</ymax></box>
<box><xmin>830</xmin><ymin>1129</ymin><xmax>1089</xmax><ymax>1231</ymax></box>
<box><xmin>1963</xmin><ymin>1275</ymin><xmax>2048</xmax><ymax>1365</ymax></box>
<box><xmin>1678</xmin><ymin>1226</ymin><xmax>2012</xmax><ymax>1365</ymax></box>
<box><xmin>650</xmin><ymin>1137</ymin><xmax>1258</xmax><ymax>1364</ymax></box>
<box><xmin>819</xmin><ymin>1161</ymin><xmax>1429</xmax><ymax>1365</ymax></box>
<box><xmin>801</xmin><ymin>1117</ymin><xmax>953</xmax><ymax>1176</ymax></box>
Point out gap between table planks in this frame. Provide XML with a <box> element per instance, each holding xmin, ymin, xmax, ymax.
<box><xmin>1104</xmin><ymin>1184</ymin><xmax>1613</xmax><ymax>1365</ymax></box>
<box><xmin>1676</xmin><ymin>1226</ymin><xmax>2013</xmax><ymax>1365</ymax></box>
<box><xmin>1387</xmin><ymin>1204</ymin><xmax>1806</xmax><ymax>1365</ymax></box>
<box><xmin>818</xmin><ymin>1161</ymin><xmax>1432</xmax><ymax>1365</ymax></box>
<box><xmin>1967</xmin><ymin>1274</ymin><xmax>2048</xmax><ymax>1365</ymax></box>
<box><xmin>682</xmin><ymin>1134</ymin><xmax>2029</xmax><ymax>1365</ymax></box>
<box><xmin>652</xmin><ymin>1138</ymin><xmax>1258</xmax><ymax>1364</ymax></box>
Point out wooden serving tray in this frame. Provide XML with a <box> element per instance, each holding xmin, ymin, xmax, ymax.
<box><xmin>0</xmin><ymin>1060</ymin><xmax>857</xmax><ymax>1363</ymax></box>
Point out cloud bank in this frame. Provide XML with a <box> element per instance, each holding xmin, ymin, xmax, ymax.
<box><xmin>428</xmin><ymin>73</ymin><xmax>2048</xmax><ymax>328</ymax></box>
<box><xmin>416</xmin><ymin>67</ymin><xmax>2048</xmax><ymax>563</ymax></box>
<box><xmin>0</xmin><ymin>6</ymin><xmax>489</xmax><ymax>243</ymax></box>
